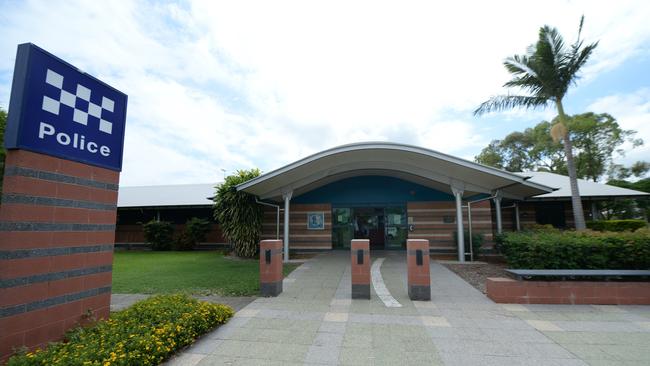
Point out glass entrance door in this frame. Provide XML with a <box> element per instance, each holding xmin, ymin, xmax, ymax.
<box><xmin>332</xmin><ymin>208</ymin><xmax>353</xmax><ymax>248</ymax></box>
<box><xmin>353</xmin><ymin>207</ymin><xmax>385</xmax><ymax>249</ymax></box>
<box><xmin>332</xmin><ymin>206</ymin><xmax>407</xmax><ymax>249</ymax></box>
<box><xmin>384</xmin><ymin>206</ymin><xmax>407</xmax><ymax>249</ymax></box>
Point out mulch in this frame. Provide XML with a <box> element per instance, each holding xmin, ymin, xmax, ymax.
<box><xmin>440</xmin><ymin>260</ymin><xmax>511</xmax><ymax>294</ymax></box>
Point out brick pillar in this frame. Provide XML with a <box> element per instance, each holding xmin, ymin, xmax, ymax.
<box><xmin>407</xmin><ymin>239</ymin><xmax>431</xmax><ymax>301</ymax></box>
<box><xmin>351</xmin><ymin>239</ymin><xmax>370</xmax><ymax>299</ymax></box>
<box><xmin>0</xmin><ymin>150</ymin><xmax>118</xmax><ymax>361</ymax></box>
<box><xmin>260</xmin><ymin>239</ymin><xmax>283</xmax><ymax>297</ymax></box>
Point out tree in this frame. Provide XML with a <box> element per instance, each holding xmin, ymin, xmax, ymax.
<box><xmin>602</xmin><ymin>162</ymin><xmax>650</xmax><ymax>220</ymax></box>
<box><xmin>213</xmin><ymin>169</ymin><xmax>263</xmax><ymax>258</ymax></box>
<box><xmin>475</xmin><ymin>113</ymin><xmax>640</xmax><ymax>182</ymax></box>
<box><xmin>475</xmin><ymin>16</ymin><xmax>598</xmax><ymax>230</ymax></box>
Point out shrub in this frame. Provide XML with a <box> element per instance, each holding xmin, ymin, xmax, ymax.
<box><xmin>455</xmin><ymin>230</ymin><xmax>484</xmax><ymax>259</ymax></box>
<box><xmin>143</xmin><ymin>220</ymin><xmax>174</xmax><ymax>251</ymax></box>
<box><xmin>175</xmin><ymin>218</ymin><xmax>212</xmax><ymax>250</ymax></box>
<box><xmin>499</xmin><ymin>228</ymin><xmax>650</xmax><ymax>269</ymax></box>
<box><xmin>7</xmin><ymin>294</ymin><xmax>234</xmax><ymax>366</ymax></box>
<box><xmin>213</xmin><ymin>169</ymin><xmax>263</xmax><ymax>258</ymax></box>
<box><xmin>586</xmin><ymin>219</ymin><xmax>647</xmax><ymax>232</ymax></box>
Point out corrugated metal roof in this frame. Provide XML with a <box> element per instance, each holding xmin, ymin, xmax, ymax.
<box><xmin>117</xmin><ymin>183</ymin><xmax>217</xmax><ymax>208</ymax></box>
<box><xmin>116</xmin><ymin>171</ymin><xmax>648</xmax><ymax>208</ymax></box>
<box><xmin>519</xmin><ymin>171</ymin><xmax>648</xmax><ymax>200</ymax></box>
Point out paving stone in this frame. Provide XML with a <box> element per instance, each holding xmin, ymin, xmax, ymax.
<box><xmin>304</xmin><ymin>344</ymin><xmax>340</xmax><ymax>365</ymax></box>
<box><xmin>526</xmin><ymin>319</ymin><xmax>564</xmax><ymax>331</ymax></box>
<box><xmin>323</xmin><ymin>312</ymin><xmax>349</xmax><ymax>322</ymax></box>
<box><xmin>421</xmin><ymin>315</ymin><xmax>451</xmax><ymax>327</ymax></box>
<box><xmin>164</xmin><ymin>353</ymin><xmax>206</xmax><ymax>366</ymax></box>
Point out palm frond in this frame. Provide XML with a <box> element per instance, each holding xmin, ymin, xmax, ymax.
<box><xmin>474</xmin><ymin>95</ymin><xmax>550</xmax><ymax>116</ymax></box>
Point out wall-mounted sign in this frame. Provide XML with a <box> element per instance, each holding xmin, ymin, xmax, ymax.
<box><xmin>307</xmin><ymin>212</ymin><xmax>325</xmax><ymax>230</ymax></box>
<box><xmin>5</xmin><ymin>43</ymin><xmax>128</xmax><ymax>171</ymax></box>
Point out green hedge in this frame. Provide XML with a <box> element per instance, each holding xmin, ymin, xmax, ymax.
<box><xmin>143</xmin><ymin>220</ymin><xmax>174</xmax><ymax>251</ymax></box>
<box><xmin>8</xmin><ymin>294</ymin><xmax>234</xmax><ymax>366</ymax></box>
<box><xmin>586</xmin><ymin>219</ymin><xmax>647</xmax><ymax>232</ymax></box>
<box><xmin>500</xmin><ymin>228</ymin><xmax>650</xmax><ymax>269</ymax></box>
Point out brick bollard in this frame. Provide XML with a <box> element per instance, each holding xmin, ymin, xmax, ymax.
<box><xmin>407</xmin><ymin>239</ymin><xmax>431</xmax><ymax>301</ymax></box>
<box><xmin>260</xmin><ymin>240</ymin><xmax>283</xmax><ymax>297</ymax></box>
<box><xmin>351</xmin><ymin>239</ymin><xmax>371</xmax><ymax>299</ymax></box>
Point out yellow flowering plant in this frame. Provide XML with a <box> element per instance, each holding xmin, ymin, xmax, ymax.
<box><xmin>8</xmin><ymin>294</ymin><xmax>234</xmax><ymax>366</ymax></box>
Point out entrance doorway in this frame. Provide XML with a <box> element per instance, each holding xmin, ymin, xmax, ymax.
<box><xmin>332</xmin><ymin>206</ymin><xmax>407</xmax><ymax>249</ymax></box>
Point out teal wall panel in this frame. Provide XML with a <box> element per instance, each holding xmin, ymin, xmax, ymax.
<box><xmin>293</xmin><ymin>176</ymin><xmax>454</xmax><ymax>205</ymax></box>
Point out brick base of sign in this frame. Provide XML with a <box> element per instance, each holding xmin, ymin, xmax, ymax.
<box><xmin>260</xmin><ymin>281</ymin><xmax>283</xmax><ymax>297</ymax></box>
<box><xmin>486</xmin><ymin>277</ymin><xmax>650</xmax><ymax>305</ymax></box>
<box><xmin>352</xmin><ymin>284</ymin><xmax>371</xmax><ymax>299</ymax></box>
<box><xmin>259</xmin><ymin>240</ymin><xmax>283</xmax><ymax>298</ymax></box>
<box><xmin>408</xmin><ymin>285</ymin><xmax>431</xmax><ymax>301</ymax></box>
<box><xmin>0</xmin><ymin>150</ymin><xmax>119</xmax><ymax>362</ymax></box>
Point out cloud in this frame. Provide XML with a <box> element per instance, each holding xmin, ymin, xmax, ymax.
<box><xmin>587</xmin><ymin>88</ymin><xmax>650</xmax><ymax>166</ymax></box>
<box><xmin>1</xmin><ymin>0</ymin><xmax>649</xmax><ymax>185</ymax></box>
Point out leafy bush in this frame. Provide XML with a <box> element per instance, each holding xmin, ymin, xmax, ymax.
<box><xmin>586</xmin><ymin>219</ymin><xmax>647</xmax><ymax>232</ymax></box>
<box><xmin>213</xmin><ymin>169</ymin><xmax>263</xmax><ymax>258</ymax></box>
<box><xmin>455</xmin><ymin>230</ymin><xmax>484</xmax><ymax>259</ymax></box>
<box><xmin>500</xmin><ymin>228</ymin><xmax>650</xmax><ymax>269</ymax></box>
<box><xmin>175</xmin><ymin>218</ymin><xmax>212</xmax><ymax>250</ymax></box>
<box><xmin>8</xmin><ymin>294</ymin><xmax>233</xmax><ymax>366</ymax></box>
<box><xmin>143</xmin><ymin>220</ymin><xmax>174</xmax><ymax>251</ymax></box>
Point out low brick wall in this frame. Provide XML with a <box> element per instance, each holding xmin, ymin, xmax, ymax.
<box><xmin>487</xmin><ymin>277</ymin><xmax>650</xmax><ymax>305</ymax></box>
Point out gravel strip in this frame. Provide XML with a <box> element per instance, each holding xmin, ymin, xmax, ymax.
<box><xmin>440</xmin><ymin>261</ymin><xmax>510</xmax><ymax>294</ymax></box>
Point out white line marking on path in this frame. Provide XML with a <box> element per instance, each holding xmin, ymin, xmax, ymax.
<box><xmin>371</xmin><ymin>258</ymin><xmax>402</xmax><ymax>308</ymax></box>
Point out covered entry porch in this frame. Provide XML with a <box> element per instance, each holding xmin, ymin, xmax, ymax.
<box><xmin>237</xmin><ymin>142</ymin><xmax>553</xmax><ymax>262</ymax></box>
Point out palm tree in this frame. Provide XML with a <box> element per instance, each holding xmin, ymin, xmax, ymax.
<box><xmin>474</xmin><ymin>16</ymin><xmax>598</xmax><ymax>230</ymax></box>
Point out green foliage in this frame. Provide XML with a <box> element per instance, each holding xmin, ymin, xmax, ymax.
<box><xmin>499</xmin><ymin>229</ymin><xmax>650</xmax><ymax>269</ymax></box>
<box><xmin>586</xmin><ymin>220</ymin><xmax>647</xmax><ymax>232</ymax></box>
<box><xmin>174</xmin><ymin>217</ymin><xmax>211</xmax><ymax>250</ymax></box>
<box><xmin>600</xmin><ymin>177</ymin><xmax>650</xmax><ymax>220</ymax></box>
<box><xmin>474</xmin><ymin>17</ymin><xmax>598</xmax><ymax>115</ymax></box>
<box><xmin>213</xmin><ymin>169</ymin><xmax>263</xmax><ymax>258</ymax></box>
<box><xmin>142</xmin><ymin>220</ymin><xmax>174</xmax><ymax>251</ymax></box>
<box><xmin>455</xmin><ymin>230</ymin><xmax>485</xmax><ymax>259</ymax></box>
<box><xmin>7</xmin><ymin>294</ymin><xmax>233</xmax><ymax>366</ymax></box>
<box><xmin>475</xmin><ymin>113</ymin><xmax>640</xmax><ymax>182</ymax></box>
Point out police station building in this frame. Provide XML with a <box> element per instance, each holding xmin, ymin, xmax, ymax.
<box><xmin>116</xmin><ymin>142</ymin><xmax>648</xmax><ymax>261</ymax></box>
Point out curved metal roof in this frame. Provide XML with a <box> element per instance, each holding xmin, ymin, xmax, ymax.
<box><xmin>236</xmin><ymin>142</ymin><xmax>554</xmax><ymax>201</ymax></box>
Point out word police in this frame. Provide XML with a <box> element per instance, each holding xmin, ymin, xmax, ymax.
<box><xmin>39</xmin><ymin>122</ymin><xmax>111</xmax><ymax>157</ymax></box>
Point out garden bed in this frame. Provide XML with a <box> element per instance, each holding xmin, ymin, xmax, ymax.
<box><xmin>7</xmin><ymin>294</ymin><xmax>233</xmax><ymax>366</ymax></box>
<box><xmin>441</xmin><ymin>260</ymin><xmax>510</xmax><ymax>294</ymax></box>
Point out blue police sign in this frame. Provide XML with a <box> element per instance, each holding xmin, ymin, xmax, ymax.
<box><xmin>5</xmin><ymin>43</ymin><xmax>127</xmax><ymax>171</ymax></box>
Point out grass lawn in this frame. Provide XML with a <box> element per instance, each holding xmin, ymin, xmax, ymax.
<box><xmin>112</xmin><ymin>251</ymin><xmax>298</xmax><ymax>296</ymax></box>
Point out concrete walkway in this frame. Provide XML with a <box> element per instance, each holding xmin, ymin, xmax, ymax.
<box><xmin>162</xmin><ymin>251</ymin><xmax>650</xmax><ymax>366</ymax></box>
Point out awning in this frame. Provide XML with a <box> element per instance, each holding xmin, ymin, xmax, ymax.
<box><xmin>237</xmin><ymin>142</ymin><xmax>554</xmax><ymax>201</ymax></box>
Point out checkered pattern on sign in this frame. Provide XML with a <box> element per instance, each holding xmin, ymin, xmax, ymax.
<box><xmin>41</xmin><ymin>69</ymin><xmax>114</xmax><ymax>134</ymax></box>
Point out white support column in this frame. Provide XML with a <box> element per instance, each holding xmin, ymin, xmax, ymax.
<box><xmin>451</xmin><ymin>186</ymin><xmax>465</xmax><ymax>263</ymax></box>
<box><xmin>282</xmin><ymin>191</ymin><xmax>292</xmax><ymax>263</ymax></box>
<box><xmin>493</xmin><ymin>190</ymin><xmax>503</xmax><ymax>234</ymax></box>
<box><xmin>514</xmin><ymin>202</ymin><xmax>521</xmax><ymax>231</ymax></box>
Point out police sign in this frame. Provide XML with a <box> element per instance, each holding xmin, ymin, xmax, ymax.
<box><xmin>5</xmin><ymin>43</ymin><xmax>127</xmax><ymax>171</ymax></box>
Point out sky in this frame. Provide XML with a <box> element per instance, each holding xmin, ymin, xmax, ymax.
<box><xmin>1</xmin><ymin>0</ymin><xmax>649</xmax><ymax>186</ymax></box>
